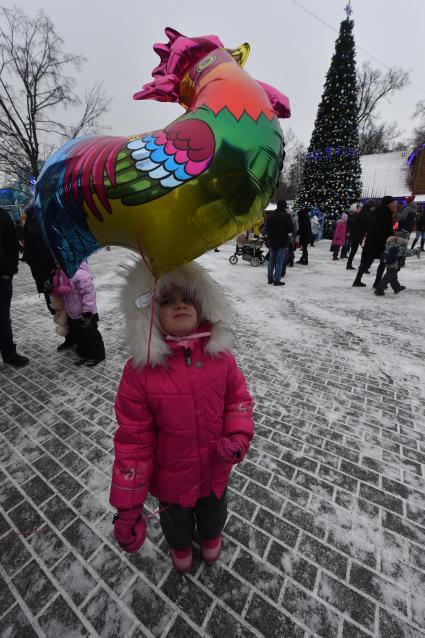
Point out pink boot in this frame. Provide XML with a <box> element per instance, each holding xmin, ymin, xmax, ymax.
<box><xmin>170</xmin><ymin>547</ymin><xmax>193</xmax><ymax>573</ymax></box>
<box><xmin>201</xmin><ymin>535</ymin><xmax>222</xmax><ymax>564</ymax></box>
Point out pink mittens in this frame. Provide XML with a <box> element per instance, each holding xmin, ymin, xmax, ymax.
<box><xmin>114</xmin><ymin>509</ymin><xmax>147</xmax><ymax>553</ymax></box>
<box><xmin>217</xmin><ymin>435</ymin><xmax>248</xmax><ymax>464</ymax></box>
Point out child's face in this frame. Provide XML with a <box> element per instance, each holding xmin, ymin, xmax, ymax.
<box><xmin>158</xmin><ymin>287</ymin><xmax>198</xmax><ymax>337</ymax></box>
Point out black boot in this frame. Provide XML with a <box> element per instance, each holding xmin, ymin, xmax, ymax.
<box><xmin>85</xmin><ymin>357</ymin><xmax>105</xmax><ymax>367</ymax></box>
<box><xmin>57</xmin><ymin>340</ymin><xmax>76</xmax><ymax>352</ymax></box>
<box><xmin>74</xmin><ymin>358</ymin><xmax>89</xmax><ymax>366</ymax></box>
<box><xmin>411</xmin><ymin>238</ymin><xmax>418</xmax><ymax>250</ymax></box>
<box><xmin>352</xmin><ymin>274</ymin><xmax>366</xmax><ymax>287</ymax></box>
<box><xmin>421</xmin><ymin>239</ymin><xmax>425</xmax><ymax>252</ymax></box>
<box><xmin>3</xmin><ymin>352</ymin><xmax>29</xmax><ymax>367</ymax></box>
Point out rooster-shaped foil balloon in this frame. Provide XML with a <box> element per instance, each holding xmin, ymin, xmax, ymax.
<box><xmin>35</xmin><ymin>28</ymin><xmax>290</xmax><ymax>277</ymax></box>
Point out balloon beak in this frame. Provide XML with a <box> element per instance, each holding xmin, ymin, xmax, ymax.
<box><xmin>227</xmin><ymin>42</ymin><xmax>250</xmax><ymax>67</ymax></box>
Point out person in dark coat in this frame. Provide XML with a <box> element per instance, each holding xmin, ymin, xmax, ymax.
<box><xmin>352</xmin><ymin>196</ymin><xmax>397</xmax><ymax>288</ymax></box>
<box><xmin>265</xmin><ymin>199</ymin><xmax>294</xmax><ymax>286</ymax></box>
<box><xmin>411</xmin><ymin>209</ymin><xmax>425</xmax><ymax>251</ymax></box>
<box><xmin>0</xmin><ymin>207</ymin><xmax>29</xmax><ymax>366</ymax></box>
<box><xmin>22</xmin><ymin>205</ymin><xmax>56</xmax><ymax>313</ymax></box>
<box><xmin>346</xmin><ymin>201</ymin><xmax>375</xmax><ymax>270</ymax></box>
<box><xmin>297</xmin><ymin>208</ymin><xmax>312</xmax><ymax>265</ymax></box>
<box><xmin>396</xmin><ymin>196</ymin><xmax>417</xmax><ymax>234</ymax></box>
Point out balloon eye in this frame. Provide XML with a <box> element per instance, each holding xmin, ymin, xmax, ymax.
<box><xmin>197</xmin><ymin>55</ymin><xmax>216</xmax><ymax>72</ymax></box>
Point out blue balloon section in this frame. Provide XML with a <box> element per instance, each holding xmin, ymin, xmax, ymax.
<box><xmin>35</xmin><ymin>138</ymin><xmax>100</xmax><ymax>275</ymax></box>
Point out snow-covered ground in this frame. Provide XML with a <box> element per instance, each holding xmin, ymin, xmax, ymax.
<box><xmin>1</xmin><ymin>239</ymin><xmax>425</xmax><ymax>637</ymax></box>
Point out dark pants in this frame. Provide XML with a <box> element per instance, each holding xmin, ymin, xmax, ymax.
<box><xmin>340</xmin><ymin>241</ymin><xmax>350</xmax><ymax>259</ymax></box>
<box><xmin>65</xmin><ymin>317</ymin><xmax>79</xmax><ymax>346</ymax></box>
<box><xmin>355</xmin><ymin>253</ymin><xmax>385</xmax><ymax>285</ymax></box>
<box><xmin>0</xmin><ymin>278</ymin><xmax>15</xmax><ymax>360</ymax></box>
<box><xmin>347</xmin><ymin>240</ymin><xmax>361</xmax><ymax>267</ymax></box>
<box><xmin>375</xmin><ymin>268</ymin><xmax>400</xmax><ymax>292</ymax></box>
<box><xmin>374</xmin><ymin>259</ymin><xmax>386</xmax><ymax>286</ymax></box>
<box><xmin>287</xmin><ymin>241</ymin><xmax>295</xmax><ymax>266</ymax></box>
<box><xmin>299</xmin><ymin>242</ymin><xmax>309</xmax><ymax>263</ymax></box>
<box><xmin>43</xmin><ymin>292</ymin><xmax>55</xmax><ymax>315</ymax></box>
<box><xmin>75</xmin><ymin>314</ymin><xmax>105</xmax><ymax>360</ymax></box>
<box><xmin>159</xmin><ymin>490</ymin><xmax>227</xmax><ymax>550</ymax></box>
<box><xmin>332</xmin><ymin>246</ymin><xmax>340</xmax><ymax>260</ymax></box>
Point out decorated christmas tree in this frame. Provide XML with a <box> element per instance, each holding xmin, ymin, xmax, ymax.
<box><xmin>294</xmin><ymin>4</ymin><xmax>362</xmax><ymax>237</ymax></box>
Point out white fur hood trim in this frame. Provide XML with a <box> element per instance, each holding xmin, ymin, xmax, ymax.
<box><xmin>387</xmin><ymin>235</ymin><xmax>408</xmax><ymax>247</ymax></box>
<box><xmin>120</xmin><ymin>259</ymin><xmax>234</xmax><ymax>367</ymax></box>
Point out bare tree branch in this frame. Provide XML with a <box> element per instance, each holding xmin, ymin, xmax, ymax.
<box><xmin>355</xmin><ymin>62</ymin><xmax>409</xmax><ymax>154</ymax></box>
<box><xmin>411</xmin><ymin>100</ymin><xmax>425</xmax><ymax>148</ymax></box>
<box><xmin>358</xmin><ymin>121</ymin><xmax>406</xmax><ymax>155</ymax></box>
<box><xmin>274</xmin><ymin>128</ymin><xmax>306</xmax><ymax>200</ymax></box>
<box><xmin>63</xmin><ymin>84</ymin><xmax>111</xmax><ymax>139</ymax></box>
<box><xmin>356</xmin><ymin>62</ymin><xmax>410</xmax><ymax>127</ymax></box>
<box><xmin>0</xmin><ymin>5</ymin><xmax>109</xmax><ymax>182</ymax></box>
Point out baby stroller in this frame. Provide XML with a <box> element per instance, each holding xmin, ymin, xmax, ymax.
<box><xmin>229</xmin><ymin>233</ymin><xmax>266</xmax><ymax>267</ymax></box>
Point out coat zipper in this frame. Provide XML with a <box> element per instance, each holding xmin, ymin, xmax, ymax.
<box><xmin>184</xmin><ymin>347</ymin><xmax>192</xmax><ymax>367</ymax></box>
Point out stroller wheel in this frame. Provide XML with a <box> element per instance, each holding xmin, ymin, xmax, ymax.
<box><xmin>260</xmin><ymin>256</ymin><xmax>266</xmax><ymax>264</ymax></box>
<box><xmin>229</xmin><ymin>255</ymin><xmax>238</xmax><ymax>265</ymax></box>
<box><xmin>250</xmin><ymin>256</ymin><xmax>261</xmax><ymax>267</ymax></box>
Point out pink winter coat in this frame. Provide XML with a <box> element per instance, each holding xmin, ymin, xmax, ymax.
<box><xmin>52</xmin><ymin>261</ymin><xmax>98</xmax><ymax>319</ymax></box>
<box><xmin>110</xmin><ymin>329</ymin><xmax>254</xmax><ymax>510</ymax></box>
<box><xmin>332</xmin><ymin>220</ymin><xmax>347</xmax><ymax>247</ymax></box>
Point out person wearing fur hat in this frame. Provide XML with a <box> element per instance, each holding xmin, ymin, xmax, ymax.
<box><xmin>374</xmin><ymin>229</ymin><xmax>420</xmax><ymax>296</ymax></box>
<box><xmin>110</xmin><ymin>260</ymin><xmax>254</xmax><ymax>572</ymax></box>
<box><xmin>353</xmin><ymin>196</ymin><xmax>398</xmax><ymax>288</ymax></box>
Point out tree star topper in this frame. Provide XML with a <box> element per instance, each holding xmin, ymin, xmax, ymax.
<box><xmin>344</xmin><ymin>1</ymin><xmax>353</xmax><ymax>18</ymax></box>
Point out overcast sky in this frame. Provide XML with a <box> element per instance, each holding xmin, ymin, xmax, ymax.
<box><xmin>5</xmin><ymin>0</ymin><xmax>425</xmax><ymax>149</ymax></box>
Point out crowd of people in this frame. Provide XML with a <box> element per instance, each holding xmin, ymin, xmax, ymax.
<box><xmin>0</xmin><ymin>204</ymin><xmax>105</xmax><ymax>368</ymax></box>
<box><xmin>257</xmin><ymin>195</ymin><xmax>423</xmax><ymax>295</ymax></box>
<box><xmin>1</xmin><ymin>195</ymin><xmax>424</xmax><ymax>369</ymax></box>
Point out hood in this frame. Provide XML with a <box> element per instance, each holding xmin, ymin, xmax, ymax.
<box><xmin>121</xmin><ymin>259</ymin><xmax>234</xmax><ymax>367</ymax></box>
<box><xmin>387</xmin><ymin>235</ymin><xmax>408</xmax><ymax>247</ymax></box>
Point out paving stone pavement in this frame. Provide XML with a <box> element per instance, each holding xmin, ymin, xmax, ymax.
<box><xmin>1</xmin><ymin>244</ymin><xmax>425</xmax><ymax>638</ymax></box>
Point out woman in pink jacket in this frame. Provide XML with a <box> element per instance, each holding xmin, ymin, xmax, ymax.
<box><xmin>110</xmin><ymin>260</ymin><xmax>254</xmax><ymax>572</ymax></box>
<box><xmin>52</xmin><ymin>261</ymin><xmax>105</xmax><ymax>366</ymax></box>
<box><xmin>331</xmin><ymin>214</ymin><xmax>348</xmax><ymax>260</ymax></box>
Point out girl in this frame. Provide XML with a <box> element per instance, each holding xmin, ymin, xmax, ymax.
<box><xmin>51</xmin><ymin>261</ymin><xmax>105</xmax><ymax>366</ymax></box>
<box><xmin>110</xmin><ymin>260</ymin><xmax>253</xmax><ymax>572</ymax></box>
<box><xmin>331</xmin><ymin>214</ymin><xmax>347</xmax><ymax>260</ymax></box>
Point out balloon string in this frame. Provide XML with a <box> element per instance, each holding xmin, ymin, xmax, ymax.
<box><xmin>136</xmin><ymin>232</ymin><xmax>156</xmax><ymax>279</ymax></box>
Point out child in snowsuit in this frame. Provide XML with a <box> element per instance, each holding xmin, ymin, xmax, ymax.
<box><xmin>331</xmin><ymin>214</ymin><xmax>347</xmax><ymax>260</ymax></box>
<box><xmin>374</xmin><ymin>229</ymin><xmax>420</xmax><ymax>296</ymax></box>
<box><xmin>52</xmin><ymin>261</ymin><xmax>105</xmax><ymax>366</ymax></box>
<box><xmin>110</xmin><ymin>260</ymin><xmax>254</xmax><ymax>572</ymax></box>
